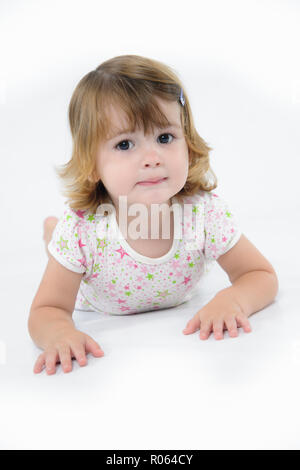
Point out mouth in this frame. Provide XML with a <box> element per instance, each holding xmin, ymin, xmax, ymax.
<box><xmin>137</xmin><ymin>177</ymin><xmax>168</xmax><ymax>186</ymax></box>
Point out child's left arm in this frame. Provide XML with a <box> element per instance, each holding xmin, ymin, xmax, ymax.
<box><xmin>183</xmin><ymin>234</ymin><xmax>279</xmax><ymax>340</ymax></box>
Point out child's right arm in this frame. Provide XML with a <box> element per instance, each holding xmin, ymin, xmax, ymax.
<box><xmin>28</xmin><ymin>255</ymin><xmax>104</xmax><ymax>375</ymax></box>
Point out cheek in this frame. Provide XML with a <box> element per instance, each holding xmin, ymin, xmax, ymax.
<box><xmin>102</xmin><ymin>161</ymin><xmax>134</xmax><ymax>190</ymax></box>
<box><xmin>169</xmin><ymin>148</ymin><xmax>189</xmax><ymax>173</ymax></box>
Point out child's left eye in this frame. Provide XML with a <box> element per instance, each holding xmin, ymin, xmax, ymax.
<box><xmin>158</xmin><ymin>133</ymin><xmax>174</xmax><ymax>144</ymax></box>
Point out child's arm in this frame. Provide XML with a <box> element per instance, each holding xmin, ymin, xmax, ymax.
<box><xmin>28</xmin><ymin>256</ymin><xmax>104</xmax><ymax>374</ymax></box>
<box><xmin>183</xmin><ymin>234</ymin><xmax>279</xmax><ymax>340</ymax></box>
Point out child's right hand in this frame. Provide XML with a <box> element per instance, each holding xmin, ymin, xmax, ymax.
<box><xmin>33</xmin><ymin>327</ymin><xmax>105</xmax><ymax>375</ymax></box>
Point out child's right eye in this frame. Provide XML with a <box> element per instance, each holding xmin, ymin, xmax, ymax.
<box><xmin>115</xmin><ymin>140</ymin><xmax>133</xmax><ymax>151</ymax></box>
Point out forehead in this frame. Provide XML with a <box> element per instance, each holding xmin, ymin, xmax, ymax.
<box><xmin>105</xmin><ymin>96</ymin><xmax>182</xmax><ymax>138</ymax></box>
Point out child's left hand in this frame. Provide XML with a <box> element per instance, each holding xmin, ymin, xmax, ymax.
<box><xmin>182</xmin><ymin>290</ymin><xmax>252</xmax><ymax>340</ymax></box>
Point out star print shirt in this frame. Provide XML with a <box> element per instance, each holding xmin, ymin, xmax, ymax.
<box><xmin>47</xmin><ymin>191</ymin><xmax>242</xmax><ymax>315</ymax></box>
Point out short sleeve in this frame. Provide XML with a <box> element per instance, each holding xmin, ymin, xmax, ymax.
<box><xmin>203</xmin><ymin>191</ymin><xmax>242</xmax><ymax>261</ymax></box>
<box><xmin>47</xmin><ymin>206</ymin><xmax>88</xmax><ymax>274</ymax></box>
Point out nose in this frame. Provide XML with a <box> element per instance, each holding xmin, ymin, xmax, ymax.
<box><xmin>144</xmin><ymin>161</ymin><xmax>160</xmax><ymax>168</ymax></box>
<box><xmin>142</xmin><ymin>149</ymin><xmax>161</xmax><ymax>168</ymax></box>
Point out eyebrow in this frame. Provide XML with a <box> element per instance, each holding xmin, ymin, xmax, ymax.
<box><xmin>108</xmin><ymin>123</ymin><xmax>182</xmax><ymax>140</ymax></box>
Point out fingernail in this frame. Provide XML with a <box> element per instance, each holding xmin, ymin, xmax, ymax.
<box><xmin>96</xmin><ymin>349</ymin><xmax>104</xmax><ymax>355</ymax></box>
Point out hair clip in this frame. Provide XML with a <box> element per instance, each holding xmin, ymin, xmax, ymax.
<box><xmin>179</xmin><ymin>88</ymin><xmax>185</xmax><ymax>106</ymax></box>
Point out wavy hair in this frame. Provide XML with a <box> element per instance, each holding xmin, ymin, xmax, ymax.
<box><xmin>54</xmin><ymin>54</ymin><xmax>217</xmax><ymax>214</ymax></box>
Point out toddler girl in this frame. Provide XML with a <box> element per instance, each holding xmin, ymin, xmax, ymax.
<box><xmin>28</xmin><ymin>55</ymin><xmax>279</xmax><ymax>375</ymax></box>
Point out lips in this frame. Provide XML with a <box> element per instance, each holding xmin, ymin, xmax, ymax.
<box><xmin>138</xmin><ymin>177</ymin><xmax>167</xmax><ymax>184</ymax></box>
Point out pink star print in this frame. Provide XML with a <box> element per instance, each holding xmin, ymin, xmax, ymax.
<box><xmin>120</xmin><ymin>306</ymin><xmax>131</xmax><ymax>312</ymax></box>
<box><xmin>175</xmin><ymin>271</ymin><xmax>182</xmax><ymax>277</ymax></box>
<box><xmin>91</xmin><ymin>273</ymin><xmax>99</xmax><ymax>279</ymax></box>
<box><xmin>172</xmin><ymin>260</ymin><xmax>180</xmax><ymax>269</ymax></box>
<box><xmin>78</xmin><ymin>239</ymin><xmax>86</xmax><ymax>248</ymax></box>
<box><xmin>175</xmin><ymin>270</ymin><xmax>183</xmax><ymax>278</ymax></box>
<box><xmin>182</xmin><ymin>275</ymin><xmax>191</xmax><ymax>285</ymax></box>
<box><xmin>77</xmin><ymin>257</ymin><xmax>87</xmax><ymax>267</ymax></box>
<box><xmin>211</xmin><ymin>244</ymin><xmax>218</xmax><ymax>257</ymax></box>
<box><xmin>115</xmin><ymin>246</ymin><xmax>129</xmax><ymax>259</ymax></box>
<box><xmin>74</xmin><ymin>210</ymin><xmax>85</xmax><ymax>219</ymax></box>
<box><xmin>117</xmin><ymin>299</ymin><xmax>126</xmax><ymax>304</ymax></box>
<box><xmin>128</xmin><ymin>260</ymin><xmax>138</xmax><ymax>269</ymax></box>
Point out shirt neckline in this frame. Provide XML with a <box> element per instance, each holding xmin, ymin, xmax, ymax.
<box><xmin>110</xmin><ymin>196</ymin><xmax>180</xmax><ymax>265</ymax></box>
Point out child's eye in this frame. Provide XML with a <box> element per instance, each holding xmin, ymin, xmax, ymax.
<box><xmin>158</xmin><ymin>133</ymin><xmax>174</xmax><ymax>144</ymax></box>
<box><xmin>115</xmin><ymin>140</ymin><xmax>134</xmax><ymax>151</ymax></box>
<box><xmin>115</xmin><ymin>133</ymin><xmax>175</xmax><ymax>151</ymax></box>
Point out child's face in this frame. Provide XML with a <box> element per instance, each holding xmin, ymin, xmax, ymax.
<box><xmin>95</xmin><ymin>97</ymin><xmax>189</xmax><ymax>211</ymax></box>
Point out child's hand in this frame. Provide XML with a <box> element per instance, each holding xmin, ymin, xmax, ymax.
<box><xmin>182</xmin><ymin>290</ymin><xmax>252</xmax><ymax>340</ymax></box>
<box><xmin>33</xmin><ymin>328</ymin><xmax>104</xmax><ymax>375</ymax></box>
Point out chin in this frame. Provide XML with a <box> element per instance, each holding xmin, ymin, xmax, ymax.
<box><xmin>143</xmin><ymin>194</ymin><xmax>172</xmax><ymax>207</ymax></box>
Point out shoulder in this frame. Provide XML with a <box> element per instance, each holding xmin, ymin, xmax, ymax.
<box><xmin>59</xmin><ymin>205</ymin><xmax>98</xmax><ymax>231</ymax></box>
<box><xmin>51</xmin><ymin>205</ymin><xmax>99</xmax><ymax>253</ymax></box>
<box><xmin>47</xmin><ymin>205</ymin><xmax>96</xmax><ymax>274</ymax></box>
<box><xmin>177</xmin><ymin>190</ymin><xmax>221</xmax><ymax>213</ymax></box>
<box><xmin>178</xmin><ymin>190</ymin><xmax>221</xmax><ymax>203</ymax></box>
<box><xmin>190</xmin><ymin>190</ymin><xmax>236</xmax><ymax>216</ymax></box>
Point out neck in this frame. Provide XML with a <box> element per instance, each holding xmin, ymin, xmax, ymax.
<box><xmin>115</xmin><ymin>200</ymin><xmax>174</xmax><ymax>241</ymax></box>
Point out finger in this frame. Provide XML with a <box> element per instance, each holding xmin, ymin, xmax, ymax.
<box><xmin>45</xmin><ymin>350</ymin><xmax>59</xmax><ymax>375</ymax></box>
<box><xmin>58</xmin><ymin>346</ymin><xmax>72</xmax><ymax>373</ymax></box>
<box><xmin>224</xmin><ymin>317</ymin><xmax>238</xmax><ymax>338</ymax></box>
<box><xmin>71</xmin><ymin>343</ymin><xmax>88</xmax><ymax>367</ymax></box>
<box><xmin>199</xmin><ymin>320</ymin><xmax>213</xmax><ymax>340</ymax></box>
<box><xmin>183</xmin><ymin>314</ymin><xmax>201</xmax><ymax>334</ymax></box>
<box><xmin>84</xmin><ymin>336</ymin><xmax>105</xmax><ymax>357</ymax></box>
<box><xmin>33</xmin><ymin>353</ymin><xmax>46</xmax><ymax>374</ymax></box>
<box><xmin>236</xmin><ymin>314</ymin><xmax>252</xmax><ymax>333</ymax></box>
<box><xmin>213</xmin><ymin>320</ymin><xmax>224</xmax><ymax>340</ymax></box>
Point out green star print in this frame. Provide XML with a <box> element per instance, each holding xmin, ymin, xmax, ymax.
<box><xmin>58</xmin><ymin>236</ymin><xmax>69</xmax><ymax>250</ymax></box>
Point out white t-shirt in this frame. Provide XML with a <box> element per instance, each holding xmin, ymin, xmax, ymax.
<box><xmin>48</xmin><ymin>190</ymin><xmax>242</xmax><ymax>315</ymax></box>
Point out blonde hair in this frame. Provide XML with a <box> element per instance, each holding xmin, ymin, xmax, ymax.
<box><xmin>54</xmin><ymin>54</ymin><xmax>217</xmax><ymax>214</ymax></box>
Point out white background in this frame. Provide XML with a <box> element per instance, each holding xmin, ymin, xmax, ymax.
<box><xmin>0</xmin><ymin>0</ymin><xmax>299</xmax><ymax>450</ymax></box>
